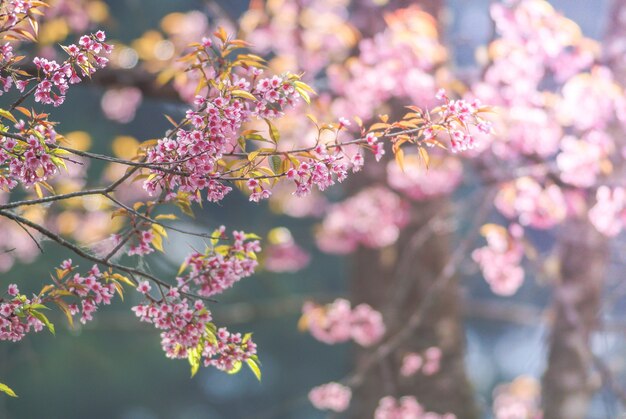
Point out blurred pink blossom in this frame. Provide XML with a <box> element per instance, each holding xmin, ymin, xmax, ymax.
<box><xmin>387</xmin><ymin>155</ymin><xmax>462</xmax><ymax>201</ymax></box>
<box><xmin>101</xmin><ymin>87</ymin><xmax>142</xmax><ymax>123</ymax></box>
<box><xmin>317</xmin><ymin>187</ymin><xmax>409</xmax><ymax>254</ymax></box>
<box><xmin>301</xmin><ymin>298</ymin><xmax>385</xmax><ymax>347</ymax></box>
<box><xmin>473</xmin><ymin>224</ymin><xmax>525</xmax><ymax>296</ymax></box>
<box><xmin>308</xmin><ymin>382</ymin><xmax>352</xmax><ymax>412</ymax></box>
<box><xmin>495</xmin><ymin>177</ymin><xmax>566</xmax><ymax>229</ymax></box>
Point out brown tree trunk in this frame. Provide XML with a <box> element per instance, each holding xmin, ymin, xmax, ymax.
<box><xmin>542</xmin><ymin>3</ymin><xmax>624</xmax><ymax>416</ymax></box>
<box><xmin>349</xmin><ymin>198</ymin><xmax>479</xmax><ymax>418</ymax></box>
<box><xmin>346</xmin><ymin>1</ymin><xmax>476</xmax><ymax>417</ymax></box>
<box><xmin>541</xmin><ymin>218</ymin><xmax>608</xmax><ymax>419</ymax></box>
<box><xmin>605</xmin><ymin>0</ymin><xmax>626</xmax><ymax>84</ymax></box>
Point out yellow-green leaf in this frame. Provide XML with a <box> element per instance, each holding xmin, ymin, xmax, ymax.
<box><xmin>155</xmin><ymin>214</ymin><xmax>177</xmax><ymax>221</ymax></box>
<box><xmin>0</xmin><ymin>109</ymin><xmax>17</xmax><ymax>124</ymax></box>
<box><xmin>111</xmin><ymin>273</ymin><xmax>135</xmax><ymax>287</ymax></box>
<box><xmin>227</xmin><ymin>361</ymin><xmax>243</xmax><ymax>375</ymax></box>
<box><xmin>246</xmin><ymin>359</ymin><xmax>262</xmax><ymax>381</ymax></box>
<box><xmin>30</xmin><ymin>310</ymin><xmax>55</xmax><ymax>335</ymax></box>
<box><xmin>0</xmin><ymin>382</ymin><xmax>17</xmax><ymax>397</ymax></box>
<box><xmin>263</xmin><ymin>118</ymin><xmax>280</xmax><ymax>144</ymax></box>
<box><xmin>152</xmin><ymin>224</ymin><xmax>167</xmax><ymax>238</ymax></box>
<box><xmin>395</xmin><ymin>148</ymin><xmax>405</xmax><ymax>172</ymax></box>
<box><xmin>151</xmin><ymin>232</ymin><xmax>164</xmax><ymax>252</ymax></box>
<box><xmin>231</xmin><ymin>89</ymin><xmax>257</xmax><ymax>101</ymax></box>
<box><xmin>418</xmin><ymin>146</ymin><xmax>430</xmax><ymax>169</ymax></box>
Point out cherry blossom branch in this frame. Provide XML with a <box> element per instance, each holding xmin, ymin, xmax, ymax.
<box><xmin>104</xmin><ymin>193</ymin><xmax>224</xmax><ymax>241</ymax></box>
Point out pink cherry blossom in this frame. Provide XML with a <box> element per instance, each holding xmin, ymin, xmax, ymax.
<box><xmin>473</xmin><ymin>224</ymin><xmax>525</xmax><ymax>296</ymax></box>
<box><xmin>589</xmin><ymin>186</ymin><xmax>626</xmax><ymax>236</ymax></box>
<box><xmin>495</xmin><ymin>177</ymin><xmax>566</xmax><ymax>229</ymax></box>
<box><xmin>317</xmin><ymin>187</ymin><xmax>409</xmax><ymax>254</ymax></box>
<box><xmin>308</xmin><ymin>382</ymin><xmax>352</xmax><ymax>412</ymax></box>
<box><xmin>300</xmin><ymin>298</ymin><xmax>385</xmax><ymax>347</ymax></box>
<box><xmin>387</xmin><ymin>155</ymin><xmax>462</xmax><ymax>201</ymax></box>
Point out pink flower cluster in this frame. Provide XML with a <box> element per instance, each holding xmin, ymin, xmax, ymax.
<box><xmin>246</xmin><ymin>177</ymin><xmax>272</xmax><ymax>202</ymax></box>
<box><xmin>557</xmin><ymin>68</ymin><xmax>624</xmax><ymax>133</ymax></box>
<box><xmin>0</xmin><ymin>260</ymin><xmax>117</xmax><ymax>340</ymax></box>
<box><xmin>495</xmin><ymin>177</ymin><xmax>566</xmax><ymax>229</ymax></box>
<box><xmin>132</xmin><ymin>288</ymin><xmax>257</xmax><ymax>372</ymax></box>
<box><xmin>58</xmin><ymin>260</ymin><xmax>116</xmax><ymax>324</ymax></box>
<box><xmin>0</xmin><ymin>284</ymin><xmax>45</xmax><ymax>342</ymax></box>
<box><xmin>127</xmin><ymin>230</ymin><xmax>154</xmax><ymax>256</ymax></box>
<box><xmin>308</xmin><ymin>382</ymin><xmax>352</xmax><ymax>412</ymax></box>
<box><xmin>556</xmin><ymin>135</ymin><xmax>606</xmax><ymax>188</ymax></box>
<box><xmin>488</xmin><ymin>0</ymin><xmax>595</xmax><ymax>87</ymax></box>
<box><xmin>101</xmin><ymin>87</ymin><xmax>143</xmax><ymax>123</ymax></box>
<box><xmin>470</xmin><ymin>0</ymin><xmax>610</xmax><ymax>161</ymax></box>
<box><xmin>285</xmin><ymin>144</ymin><xmax>351</xmax><ymax>199</ymax></box>
<box><xmin>429</xmin><ymin>89</ymin><xmax>491</xmax><ymax>153</ymax></box>
<box><xmin>375</xmin><ymin>396</ymin><xmax>456</xmax><ymax>419</ymax></box>
<box><xmin>144</xmin><ymin>118</ymin><xmax>233</xmax><ymax>202</ymax></box>
<box><xmin>244</xmin><ymin>0</ymin><xmax>355</xmax><ymax>75</ymax></box>
<box><xmin>301</xmin><ymin>298</ymin><xmax>385</xmax><ymax>347</ymax></box>
<box><xmin>400</xmin><ymin>347</ymin><xmax>442</xmax><ymax>377</ymax></box>
<box><xmin>0</xmin><ymin>42</ymin><xmax>14</xmax><ymax>94</ymax></box>
<box><xmin>316</xmin><ymin>186</ymin><xmax>409</xmax><ymax>254</ymax></box>
<box><xmin>263</xmin><ymin>230</ymin><xmax>310</xmax><ymax>273</ymax></box>
<box><xmin>492</xmin><ymin>376</ymin><xmax>542</xmax><ymax>419</ymax></box>
<box><xmin>1</xmin><ymin>1</ymin><xmax>35</xmax><ymax>28</ymax></box>
<box><xmin>253</xmin><ymin>74</ymin><xmax>301</xmax><ymax>119</ymax></box>
<box><xmin>329</xmin><ymin>6</ymin><xmax>445</xmax><ymax>119</ymax></box>
<box><xmin>1</xmin><ymin>135</ymin><xmax>57</xmax><ymax>188</ymax></box>
<box><xmin>143</xmin><ymin>42</ymin><xmax>304</xmax><ymax>202</ymax></box>
<box><xmin>589</xmin><ymin>186</ymin><xmax>626</xmax><ymax>237</ymax></box>
<box><xmin>387</xmin><ymin>155</ymin><xmax>462</xmax><ymax>201</ymax></box>
<box><xmin>472</xmin><ymin>224</ymin><xmax>525</xmax><ymax>296</ymax></box>
<box><xmin>33</xmin><ymin>31</ymin><xmax>112</xmax><ymax>107</ymax></box>
<box><xmin>176</xmin><ymin>229</ymin><xmax>260</xmax><ymax>298</ymax></box>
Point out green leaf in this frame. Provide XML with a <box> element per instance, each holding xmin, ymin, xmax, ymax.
<box><xmin>27</xmin><ymin>303</ymin><xmax>50</xmax><ymax>311</ymax></box>
<box><xmin>231</xmin><ymin>89</ymin><xmax>257</xmax><ymax>101</ymax></box>
<box><xmin>30</xmin><ymin>310</ymin><xmax>55</xmax><ymax>335</ymax></box>
<box><xmin>246</xmin><ymin>359</ymin><xmax>262</xmax><ymax>381</ymax></box>
<box><xmin>0</xmin><ymin>109</ymin><xmax>17</xmax><ymax>124</ymax></box>
<box><xmin>151</xmin><ymin>232</ymin><xmax>164</xmax><ymax>252</ymax></box>
<box><xmin>269</xmin><ymin>155</ymin><xmax>282</xmax><ymax>175</ymax></box>
<box><xmin>227</xmin><ymin>361</ymin><xmax>242</xmax><ymax>375</ymax></box>
<box><xmin>0</xmin><ymin>382</ymin><xmax>17</xmax><ymax>397</ymax></box>
<box><xmin>294</xmin><ymin>80</ymin><xmax>316</xmax><ymax>94</ymax></box>
<box><xmin>50</xmin><ymin>155</ymin><xmax>68</xmax><ymax>171</ymax></box>
<box><xmin>188</xmin><ymin>347</ymin><xmax>201</xmax><ymax>378</ymax></box>
<box><xmin>263</xmin><ymin>118</ymin><xmax>280</xmax><ymax>144</ymax></box>
<box><xmin>155</xmin><ymin>214</ymin><xmax>177</xmax><ymax>221</ymax></box>
<box><xmin>294</xmin><ymin>86</ymin><xmax>310</xmax><ymax>104</ymax></box>
<box><xmin>214</xmin><ymin>245</ymin><xmax>230</xmax><ymax>255</ymax></box>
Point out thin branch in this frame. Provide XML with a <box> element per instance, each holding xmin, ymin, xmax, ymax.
<box><xmin>11</xmin><ymin>218</ymin><xmax>43</xmax><ymax>253</ymax></box>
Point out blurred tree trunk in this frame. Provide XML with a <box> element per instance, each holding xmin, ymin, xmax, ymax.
<box><xmin>349</xmin><ymin>198</ymin><xmax>478</xmax><ymax>418</ymax></box>
<box><xmin>541</xmin><ymin>3</ymin><xmax>625</xmax><ymax>416</ymax></box>
<box><xmin>605</xmin><ymin>0</ymin><xmax>626</xmax><ymax>84</ymax></box>
<box><xmin>348</xmin><ymin>2</ymin><xmax>477</xmax><ymax>417</ymax></box>
<box><xmin>541</xmin><ymin>218</ymin><xmax>607</xmax><ymax>419</ymax></box>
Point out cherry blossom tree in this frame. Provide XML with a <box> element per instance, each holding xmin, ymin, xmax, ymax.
<box><xmin>239</xmin><ymin>0</ymin><xmax>626</xmax><ymax>417</ymax></box>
